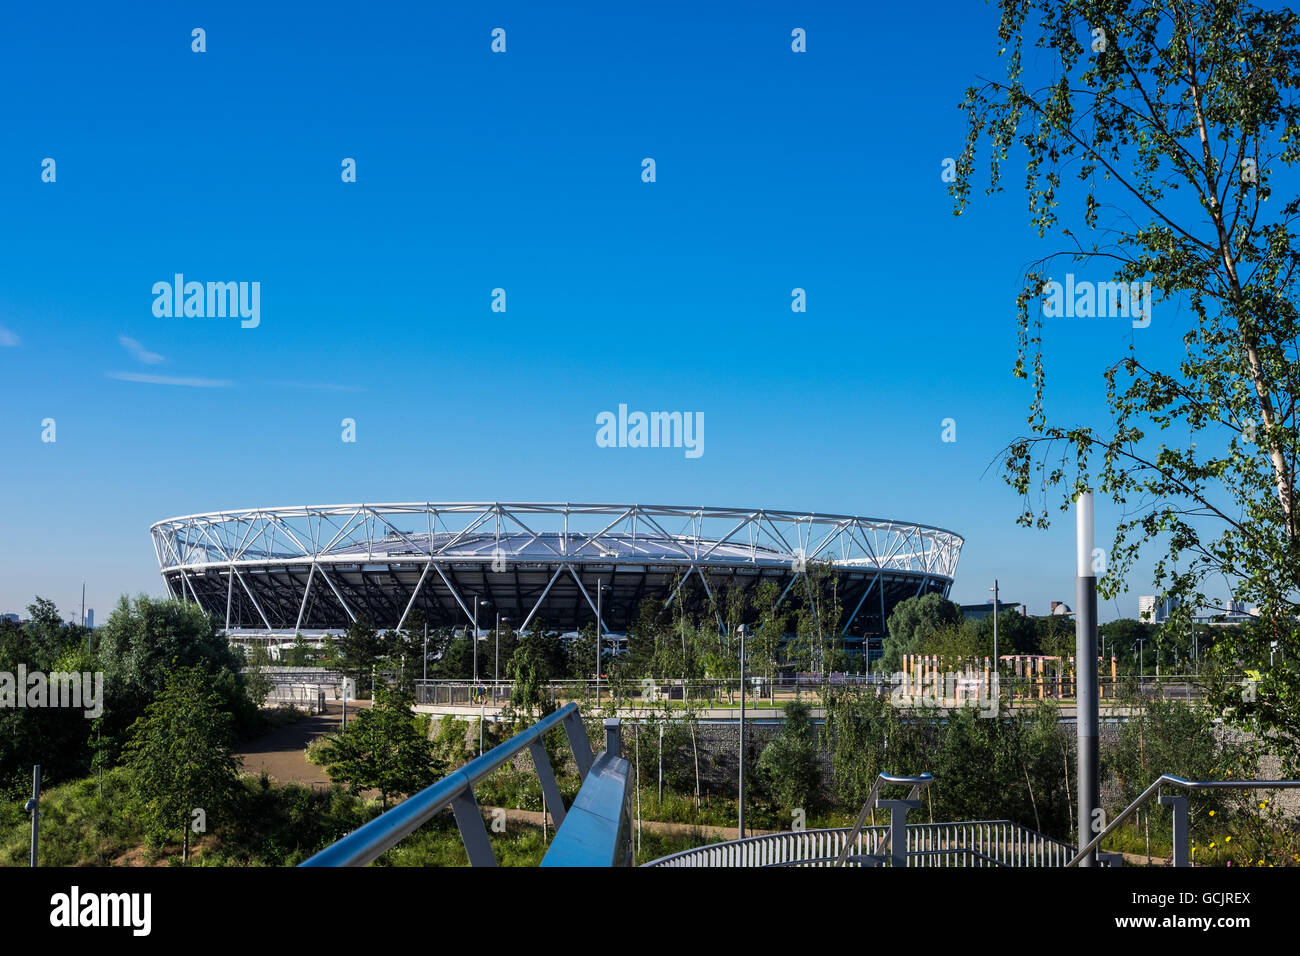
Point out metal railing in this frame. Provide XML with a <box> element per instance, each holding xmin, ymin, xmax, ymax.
<box><xmin>1067</xmin><ymin>774</ymin><xmax>1300</xmax><ymax>867</ymax></box>
<box><xmin>300</xmin><ymin>702</ymin><xmax>594</xmax><ymax>866</ymax></box>
<box><xmin>834</xmin><ymin>772</ymin><xmax>933</xmax><ymax>867</ymax></box>
<box><xmin>541</xmin><ymin>720</ymin><xmax>634</xmax><ymax>867</ymax></box>
<box><xmin>411</xmin><ymin>674</ymin><xmax>1219</xmax><ymax>711</ymax></box>
<box><xmin>643</xmin><ymin>820</ymin><xmax>1078</xmax><ymax>867</ymax></box>
<box><xmin>261</xmin><ymin>686</ymin><xmax>331</xmax><ymax>713</ymax></box>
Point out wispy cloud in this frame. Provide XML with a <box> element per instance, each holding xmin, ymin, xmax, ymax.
<box><xmin>0</xmin><ymin>327</ymin><xmax>19</xmax><ymax>347</ymax></box>
<box><xmin>118</xmin><ymin>334</ymin><xmax>165</xmax><ymax>365</ymax></box>
<box><xmin>107</xmin><ymin>371</ymin><xmax>234</xmax><ymax>388</ymax></box>
<box><xmin>279</xmin><ymin>381</ymin><xmax>367</xmax><ymax>392</ymax></box>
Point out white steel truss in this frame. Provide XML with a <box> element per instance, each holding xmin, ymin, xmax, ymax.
<box><xmin>150</xmin><ymin>502</ymin><xmax>963</xmax><ymax>636</ymax></box>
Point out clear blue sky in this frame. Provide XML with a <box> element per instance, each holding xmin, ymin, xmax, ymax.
<box><xmin>0</xmin><ymin>2</ymin><xmax>1216</xmax><ymax>623</ymax></box>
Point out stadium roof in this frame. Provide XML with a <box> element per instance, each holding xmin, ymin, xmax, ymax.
<box><xmin>152</xmin><ymin>502</ymin><xmax>963</xmax><ymax>638</ymax></box>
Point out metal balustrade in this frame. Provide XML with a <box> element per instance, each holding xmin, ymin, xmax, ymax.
<box><xmin>300</xmin><ymin>702</ymin><xmax>594</xmax><ymax>867</ymax></box>
<box><xmin>643</xmin><ymin>820</ymin><xmax>1078</xmax><ymax>867</ymax></box>
<box><xmin>1067</xmin><ymin>774</ymin><xmax>1300</xmax><ymax>867</ymax></box>
<box><xmin>541</xmin><ymin>720</ymin><xmax>634</xmax><ymax>867</ymax></box>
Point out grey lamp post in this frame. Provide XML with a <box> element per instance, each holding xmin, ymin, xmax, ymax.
<box><xmin>737</xmin><ymin>624</ymin><xmax>749</xmax><ymax>839</ymax></box>
<box><xmin>473</xmin><ymin>597</ymin><xmax>491</xmax><ymax>684</ymax></box>
<box><xmin>990</xmin><ymin>580</ymin><xmax>1000</xmax><ymax>676</ymax></box>
<box><xmin>474</xmin><ymin>597</ymin><xmax>490</xmax><ymax>755</ymax></box>
<box><xmin>495</xmin><ymin>614</ymin><xmax>509</xmax><ymax>690</ymax></box>
<box><xmin>1074</xmin><ymin>492</ymin><xmax>1100</xmax><ymax>866</ymax></box>
<box><xmin>595</xmin><ymin>580</ymin><xmax>610</xmax><ymax>704</ymax></box>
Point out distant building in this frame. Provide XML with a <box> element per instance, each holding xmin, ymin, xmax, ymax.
<box><xmin>1192</xmin><ymin>603</ymin><xmax>1258</xmax><ymax>626</ymax></box>
<box><xmin>83</xmin><ymin>608</ymin><xmax>93</xmax><ymax>629</ymax></box>
<box><xmin>0</xmin><ymin>613</ymin><xmax>18</xmax><ymax>624</ymax></box>
<box><xmin>1049</xmin><ymin>601</ymin><xmax>1073</xmax><ymax>617</ymax></box>
<box><xmin>1138</xmin><ymin>595</ymin><xmax>1180</xmax><ymax>623</ymax></box>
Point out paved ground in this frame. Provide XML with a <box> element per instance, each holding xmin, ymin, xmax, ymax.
<box><xmin>235</xmin><ymin>700</ymin><xmax>370</xmax><ymax>788</ymax></box>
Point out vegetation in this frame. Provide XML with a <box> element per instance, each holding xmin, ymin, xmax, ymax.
<box><xmin>312</xmin><ymin>684</ymin><xmax>438</xmax><ymax>807</ymax></box>
<box><xmin>0</xmin><ymin>595</ymin><xmax>264</xmax><ymax>801</ymax></box>
<box><xmin>123</xmin><ymin>664</ymin><xmax>243</xmax><ymax>861</ymax></box>
<box><xmin>756</xmin><ymin>701</ymin><xmax>821</xmax><ymax>814</ymax></box>
<box><xmin>954</xmin><ymin>0</ymin><xmax>1300</xmax><ymax>775</ymax></box>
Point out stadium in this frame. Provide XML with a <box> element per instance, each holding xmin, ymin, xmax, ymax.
<box><xmin>150</xmin><ymin>502</ymin><xmax>963</xmax><ymax>660</ymax></box>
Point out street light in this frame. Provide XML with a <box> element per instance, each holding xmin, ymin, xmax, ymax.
<box><xmin>989</xmin><ymin>580</ymin><xmax>1000</xmax><ymax>685</ymax></box>
<box><xmin>473</xmin><ymin>596</ymin><xmax>491</xmax><ymax>684</ymax></box>
<box><xmin>737</xmin><ymin>624</ymin><xmax>749</xmax><ymax>839</ymax></box>
<box><xmin>595</xmin><ymin>579</ymin><xmax>610</xmax><ymax>704</ymax></box>
<box><xmin>495</xmin><ymin>614</ymin><xmax>510</xmax><ymax>688</ymax></box>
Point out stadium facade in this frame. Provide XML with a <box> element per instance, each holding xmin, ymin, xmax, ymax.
<box><xmin>151</xmin><ymin>502</ymin><xmax>963</xmax><ymax>660</ymax></box>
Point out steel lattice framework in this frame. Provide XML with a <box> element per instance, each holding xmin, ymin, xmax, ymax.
<box><xmin>151</xmin><ymin>502</ymin><xmax>963</xmax><ymax>640</ymax></box>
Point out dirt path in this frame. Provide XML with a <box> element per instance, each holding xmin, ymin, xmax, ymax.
<box><xmin>235</xmin><ymin>700</ymin><xmax>370</xmax><ymax>788</ymax></box>
<box><xmin>483</xmin><ymin>805</ymin><xmax>779</xmax><ymax>841</ymax></box>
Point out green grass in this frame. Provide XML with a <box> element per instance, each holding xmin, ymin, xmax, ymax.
<box><xmin>0</xmin><ymin>768</ymin><xmax>144</xmax><ymax>866</ymax></box>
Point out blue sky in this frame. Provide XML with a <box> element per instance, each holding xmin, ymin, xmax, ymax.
<box><xmin>0</xmin><ymin>2</ymin><xmax>1233</xmax><ymax>622</ymax></box>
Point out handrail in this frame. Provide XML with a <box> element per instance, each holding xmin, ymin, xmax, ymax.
<box><xmin>776</xmin><ymin>847</ymin><xmax>1010</xmax><ymax>868</ymax></box>
<box><xmin>1066</xmin><ymin>774</ymin><xmax>1300</xmax><ymax>867</ymax></box>
<box><xmin>300</xmin><ymin>702</ymin><xmax>593</xmax><ymax>867</ymax></box>
<box><xmin>541</xmin><ymin>721</ymin><xmax>633</xmax><ymax>867</ymax></box>
<box><xmin>834</xmin><ymin>772</ymin><xmax>933</xmax><ymax>867</ymax></box>
<box><xmin>643</xmin><ymin>820</ymin><xmax>1074</xmax><ymax>867</ymax></box>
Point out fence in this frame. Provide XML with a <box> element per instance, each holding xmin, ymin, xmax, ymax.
<box><xmin>412</xmin><ymin>674</ymin><xmax>1214</xmax><ymax>711</ymax></box>
<box><xmin>262</xmin><ymin>685</ymin><xmax>331</xmax><ymax>714</ymax></box>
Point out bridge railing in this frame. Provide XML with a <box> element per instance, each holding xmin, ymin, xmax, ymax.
<box><xmin>541</xmin><ymin>720</ymin><xmax>634</xmax><ymax>867</ymax></box>
<box><xmin>299</xmin><ymin>701</ymin><xmax>595</xmax><ymax>867</ymax></box>
<box><xmin>643</xmin><ymin>820</ymin><xmax>1078</xmax><ymax>867</ymax></box>
<box><xmin>1067</xmin><ymin>774</ymin><xmax>1300</xmax><ymax>867</ymax></box>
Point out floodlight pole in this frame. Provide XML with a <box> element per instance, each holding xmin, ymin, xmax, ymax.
<box><xmin>1075</xmin><ymin>492</ymin><xmax>1100</xmax><ymax>866</ymax></box>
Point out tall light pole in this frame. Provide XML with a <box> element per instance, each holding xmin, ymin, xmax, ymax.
<box><xmin>473</xmin><ymin>596</ymin><xmax>491</xmax><ymax>684</ymax></box>
<box><xmin>1075</xmin><ymin>491</ymin><xmax>1100</xmax><ymax>867</ymax></box>
<box><xmin>737</xmin><ymin>624</ymin><xmax>748</xmax><ymax>839</ymax></box>
<box><xmin>594</xmin><ymin>579</ymin><xmax>611</xmax><ymax>704</ymax></box>
<box><xmin>989</xmin><ymin>579</ymin><xmax>1000</xmax><ymax>679</ymax></box>
<box><xmin>495</xmin><ymin>614</ymin><xmax>509</xmax><ymax>688</ymax></box>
